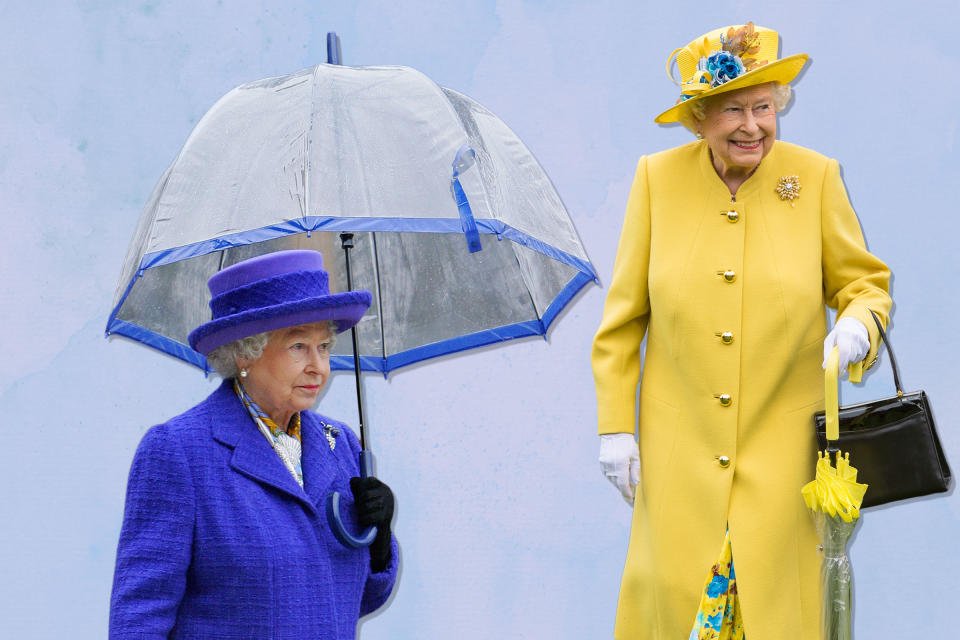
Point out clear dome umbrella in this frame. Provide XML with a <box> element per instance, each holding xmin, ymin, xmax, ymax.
<box><xmin>106</xmin><ymin>34</ymin><xmax>596</xmax><ymax>547</ymax></box>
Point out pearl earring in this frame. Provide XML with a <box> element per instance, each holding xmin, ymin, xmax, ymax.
<box><xmin>696</xmin><ymin>131</ymin><xmax>704</xmax><ymax>140</ymax></box>
<box><xmin>240</xmin><ymin>368</ymin><xmax>248</xmax><ymax>378</ymax></box>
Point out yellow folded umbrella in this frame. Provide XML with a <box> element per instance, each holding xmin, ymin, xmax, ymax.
<box><xmin>800</xmin><ymin>346</ymin><xmax>868</xmax><ymax>640</ymax></box>
<box><xmin>802</xmin><ymin>450</ymin><xmax>867</xmax><ymax>522</ymax></box>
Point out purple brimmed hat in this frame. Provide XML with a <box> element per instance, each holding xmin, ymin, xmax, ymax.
<box><xmin>188</xmin><ymin>249</ymin><xmax>372</xmax><ymax>356</ymax></box>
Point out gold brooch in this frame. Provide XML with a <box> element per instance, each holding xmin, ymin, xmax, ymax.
<box><xmin>776</xmin><ymin>175</ymin><xmax>801</xmax><ymax>206</ymax></box>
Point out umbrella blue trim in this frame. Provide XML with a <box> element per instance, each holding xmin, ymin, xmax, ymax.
<box><xmin>382</xmin><ymin>320</ymin><xmax>544</xmax><ymax>371</ymax></box>
<box><xmin>489</xmin><ymin>223</ymin><xmax>596</xmax><ymax>280</ymax></box>
<box><xmin>105</xmin><ymin>219</ymin><xmax>597</xmax><ymax>374</ymax></box>
<box><xmin>330</xmin><ymin>354</ymin><xmax>388</xmax><ymax>373</ymax></box>
<box><xmin>106</xmin><ymin>318</ymin><xmax>211</xmax><ymax>372</ymax></box>
<box><xmin>540</xmin><ymin>269</ymin><xmax>594</xmax><ymax>330</ymax></box>
<box><xmin>137</xmin><ymin>216</ymin><xmax>597</xmax><ymax>279</ymax></box>
<box><xmin>338</xmin><ymin>268</ymin><xmax>594</xmax><ymax>373</ymax></box>
<box><xmin>105</xmin><ymin>270</ymin><xmax>594</xmax><ymax>376</ymax></box>
<box><xmin>139</xmin><ymin>218</ymin><xmax>321</xmax><ymax>270</ymax></box>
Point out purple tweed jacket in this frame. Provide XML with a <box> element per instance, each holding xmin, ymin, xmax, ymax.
<box><xmin>109</xmin><ymin>381</ymin><xmax>397</xmax><ymax>639</ymax></box>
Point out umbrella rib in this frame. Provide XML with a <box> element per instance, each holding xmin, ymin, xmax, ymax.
<box><xmin>304</xmin><ymin>69</ymin><xmax>321</xmax><ymax>225</ymax></box>
<box><xmin>510</xmin><ymin>240</ymin><xmax>546</xmax><ymax>331</ymax></box>
<box><xmin>302</xmin><ymin>121</ymin><xmax>311</xmax><ymax>224</ymax></box>
<box><xmin>370</xmin><ymin>231</ymin><xmax>388</xmax><ymax>368</ymax></box>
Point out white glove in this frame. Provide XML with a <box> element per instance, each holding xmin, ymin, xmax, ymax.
<box><xmin>822</xmin><ymin>317</ymin><xmax>869</xmax><ymax>378</ymax></box>
<box><xmin>599</xmin><ymin>433</ymin><xmax>640</xmax><ymax>505</ymax></box>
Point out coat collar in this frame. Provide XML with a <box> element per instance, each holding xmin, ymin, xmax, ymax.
<box><xmin>697</xmin><ymin>138</ymin><xmax>779</xmax><ymax>202</ymax></box>
<box><xmin>208</xmin><ymin>380</ymin><xmax>343</xmax><ymax>516</ymax></box>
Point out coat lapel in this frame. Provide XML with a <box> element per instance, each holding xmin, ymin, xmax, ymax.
<box><xmin>300</xmin><ymin>412</ymin><xmax>343</xmax><ymax>508</ymax></box>
<box><xmin>209</xmin><ymin>381</ymin><xmax>317</xmax><ymax>516</ymax></box>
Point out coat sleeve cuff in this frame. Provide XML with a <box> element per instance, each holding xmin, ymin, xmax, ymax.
<box><xmin>360</xmin><ymin>535</ymin><xmax>399</xmax><ymax>617</ymax></box>
<box><xmin>838</xmin><ymin>305</ymin><xmax>887</xmax><ymax>381</ymax></box>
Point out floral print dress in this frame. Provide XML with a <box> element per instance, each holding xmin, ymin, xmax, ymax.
<box><xmin>689</xmin><ymin>528</ymin><xmax>745</xmax><ymax>640</ymax></box>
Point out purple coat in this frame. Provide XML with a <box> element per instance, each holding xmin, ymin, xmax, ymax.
<box><xmin>109</xmin><ymin>381</ymin><xmax>397</xmax><ymax>639</ymax></box>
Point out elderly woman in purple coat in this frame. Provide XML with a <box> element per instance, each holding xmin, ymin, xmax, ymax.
<box><xmin>109</xmin><ymin>250</ymin><xmax>397</xmax><ymax>639</ymax></box>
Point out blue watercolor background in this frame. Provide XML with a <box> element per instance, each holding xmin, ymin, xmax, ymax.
<box><xmin>1</xmin><ymin>1</ymin><xmax>958</xmax><ymax>638</ymax></box>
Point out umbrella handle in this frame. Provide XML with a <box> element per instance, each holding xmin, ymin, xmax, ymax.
<box><xmin>326</xmin><ymin>450</ymin><xmax>378</xmax><ymax>549</ymax></box>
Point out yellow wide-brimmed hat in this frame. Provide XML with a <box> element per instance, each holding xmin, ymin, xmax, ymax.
<box><xmin>655</xmin><ymin>22</ymin><xmax>808</xmax><ymax>124</ymax></box>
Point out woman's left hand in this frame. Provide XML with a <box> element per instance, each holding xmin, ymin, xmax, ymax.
<box><xmin>350</xmin><ymin>477</ymin><xmax>395</xmax><ymax>572</ymax></box>
<box><xmin>822</xmin><ymin>317</ymin><xmax>869</xmax><ymax>377</ymax></box>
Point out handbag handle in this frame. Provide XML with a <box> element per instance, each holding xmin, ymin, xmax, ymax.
<box><xmin>868</xmin><ymin>310</ymin><xmax>903</xmax><ymax>397</ymax></box>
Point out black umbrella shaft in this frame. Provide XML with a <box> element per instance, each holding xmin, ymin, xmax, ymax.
<box><xmin>340</xmin><ymin>233</ymin><xmax>367</xmax><ymax>451</ymax></box>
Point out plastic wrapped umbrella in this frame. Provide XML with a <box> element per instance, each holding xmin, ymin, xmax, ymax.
<box><xmin>801</xmin><ymin>347</ymin><xmax>868</xmax><ymax>640</ymax></box>
<box><xmin>106</xmin><ymin>36</ymin><xmax>596</xmax><ymax>546</ymax></box>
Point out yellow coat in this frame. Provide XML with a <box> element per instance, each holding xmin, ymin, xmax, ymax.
<box><xmin>591</xmin><ymin>140</ymin><xmax>891</xmax><ymax>640</ymax></box>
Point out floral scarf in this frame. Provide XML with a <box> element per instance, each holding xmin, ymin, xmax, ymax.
<box><xmin>233</xmin><ymin>379</ymin><xmax>303</xmax><ymax>487</ymax></box>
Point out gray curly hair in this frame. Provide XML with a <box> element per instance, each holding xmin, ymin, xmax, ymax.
<box><xmin>205</xmin><ymin>321</ymin><xmax>338</xmax><ymax>379</ymax></box>
<box><xmin>678</xmin><ymin>81</ymin><xmax>792</xmax><ymax>134</ymax></box>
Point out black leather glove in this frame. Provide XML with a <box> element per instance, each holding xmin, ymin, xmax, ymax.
<box><xmin>350</xmin><ymin>476</ymin><xmax>395</xmax><ymax>573</ymax></box>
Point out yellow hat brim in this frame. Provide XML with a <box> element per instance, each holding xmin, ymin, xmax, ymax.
<box><xmin>654</xmin><ymin>53</ymin><xmax>809</xmax><ymax>124</ymax></box>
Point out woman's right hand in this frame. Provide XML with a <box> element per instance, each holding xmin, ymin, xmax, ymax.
<box><xmin>599</xmin><ymin>433</ymin><xmax>640</xmax><ymax>506</ymax></box>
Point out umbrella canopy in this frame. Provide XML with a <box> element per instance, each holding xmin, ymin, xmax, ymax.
<box><xmin>107</xmin><ymin>62</ymin><xmax>595</xmax><ymax>373</ymax></box>
<box><xmin>801</xmin><ymin>347</ymin><xmax>868</xmax><ymax>640</ymax></box>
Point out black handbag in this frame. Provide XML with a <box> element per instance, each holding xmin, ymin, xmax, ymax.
<box><xmin>813</xmin><ymin>311</ymin><xmax>951</xmax><ymax>508</ymax></box>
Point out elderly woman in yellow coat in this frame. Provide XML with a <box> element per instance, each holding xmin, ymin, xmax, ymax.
<box><xmin>591</xmin><ymin>24</ymin><xmax>892</xmax><ymax>640</ymax></box>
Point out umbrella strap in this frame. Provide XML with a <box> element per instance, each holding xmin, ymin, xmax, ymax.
<box><xmin>452</xmin><ymin>177</ymin><xmax>482</xmax><ymax>253</ymax></box>
<box><xmin>825</xmin><ymin>347</ymin><xmax>840</xmax><ymax>442</ymax></box>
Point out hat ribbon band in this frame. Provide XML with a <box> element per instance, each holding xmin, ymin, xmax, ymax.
<box><xmin>679</xmin><ymin>67</ymin><xmax>714</xmax><ymax>100</ymax></box>
<box><xmin>209</xmin><ymin>270</ymin><xmax>330</xmax><ymax>318</ymax></box>
<box><xmin>681</xmin><ymin>80</ymin><xmax>711</xmax><ymax>95</ymax></box>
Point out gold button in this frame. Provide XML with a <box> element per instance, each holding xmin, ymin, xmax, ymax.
<box><xmin>722</xmin><ymin>269</ymin><xmax>737</xmax><ymax>283</ymax></box>
<box><xmin>717</xmin><ymin>455</ymin><xmax>731</xmax><ymax>468</ymax></box>
<box><xmin>717</xmin><ymin>393</ymin><xmax>732</xmax><ymax>406</ymax></box>
<box><xmin>720</xmin><ymin>331</ymin><xmax>734</xmax><ymax>344</ymax></box>
<box><xmin>723</xmin><ymin>210</ymin><xmax>739</xmax><ymax>222</ymax></box>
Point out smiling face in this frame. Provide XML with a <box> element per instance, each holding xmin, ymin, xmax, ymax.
<box><xmin>699</xmin><ymin>83</ymin><xmax>777</xmax><ymax>180</ymax></box>
<box><xmin>239</xmin><ymin>322</ymin><xmax>334</xmax><ymax>428</ymax></box>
